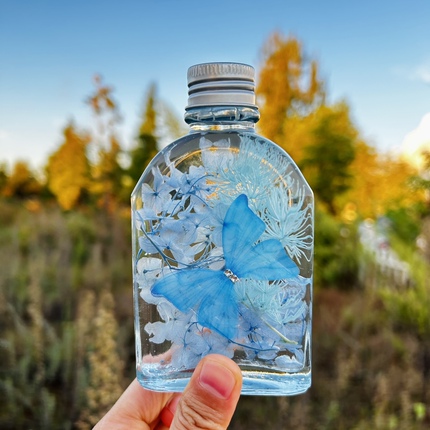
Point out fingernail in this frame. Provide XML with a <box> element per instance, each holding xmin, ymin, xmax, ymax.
<box><xmin>198</xmin><ymin>360</ymin><xmax>236</xmax><ymax>399</ymax></box>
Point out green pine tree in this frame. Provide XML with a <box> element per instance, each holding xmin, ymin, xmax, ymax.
<box><xmin>300</xmin><ymin>103</ymin><xmax>357</xmax><ymax>215</ymax></box>
<box><xmin>128</xmin><ymin>83</ymin><xmax>159</xmax><ymax>184</ymax></box>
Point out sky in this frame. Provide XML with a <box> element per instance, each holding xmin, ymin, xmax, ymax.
<box><xmin>1</xmin><ymin>0</ymin><xmax>430</xmax><ymax>171</ymax></box>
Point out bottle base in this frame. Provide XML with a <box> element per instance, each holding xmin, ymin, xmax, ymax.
<box><xmin>137</xmin><ymin>369</ymin><xmax>311</xmax><ymax>396</ymax></box>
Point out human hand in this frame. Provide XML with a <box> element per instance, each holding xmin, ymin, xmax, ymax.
<box><xmin>94</xmin><ymin>354</ymin><xmax>243</xmax><ymax>429</ymax></box>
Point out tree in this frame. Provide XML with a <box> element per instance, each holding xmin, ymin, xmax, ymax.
<box><xmin>158</xmin><ymin>100</ymin><xmax>187</xmax><ymax>144</ymax></box>
<box><xmin>86</xmin><ymin>75</ymin><xmax>124</xmax><ymax>209</ymax></box>
<box><xmin>140</xmin><ymin>82</ymin><xmax>157</xmax><ymax>137</ymax></box>
<box><xmin>125</xmin><ymin>84</ymin><xmax>186</xmax><ymax>197</ymax></box>
<box><xmin>411</xmin><ymin>150</ymin><xmax>430</xmax><ymax>212</ymax></box>
<box><xmin>256</xmin><ymin>32</ymin><xmax>325</xmax><ymax>144</ymax></box>
<box><xmin>2</xmin><ymin>160</ymin><xmax>41</xmax><ymax>198</ymax></box>
<box><xmin>300</xmin><ymin>103</ymin><xmax>357</xmax><ymax>215</ymax></box>
<box><xmin>46</xmin><ymin>122</ymin><xmax>91</xmax><ymax>210</ymax></box>
<box><xmin>0</xmin><ymin>163</ymin><xmax>8</xmax><ymax>195</ymax></box>
<box><xmin>128</xmin><ymin>83</ymin><xmax>159</xmax><ymax>184</ymax></box>
<box><xmin>337</xmin><ymin>143</ymin><xmax>421</xmax><ymax>220</ymax></box>
<box><xmin>91</xmin><ymin>136</ymin><xmax>124</xmax><ymax>205</ymax></box>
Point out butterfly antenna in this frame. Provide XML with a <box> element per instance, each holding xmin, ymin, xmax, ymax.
<box><xmin>228</xmin><ymin>337</ymin><xmax>277</xmax><ymax>353</ymax></box>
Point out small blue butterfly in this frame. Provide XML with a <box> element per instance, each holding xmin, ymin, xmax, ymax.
<box><xmin>151</xmin><ymin>194</ymin><xmax>299</xmax><ymax>340</ymax></box>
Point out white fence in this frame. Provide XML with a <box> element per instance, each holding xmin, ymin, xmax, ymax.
<box><xmin>358</xmin><ymin>220</ymin><xmax>411</xmax><ymax>288</ymax></box>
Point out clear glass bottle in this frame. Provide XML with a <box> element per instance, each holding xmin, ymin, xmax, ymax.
<box><xmin>131</xmin><ymin>62</ymin><xmax>313</xmax><ymax>395</ymax></box>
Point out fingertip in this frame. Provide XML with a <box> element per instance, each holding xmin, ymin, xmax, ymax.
<box><xmin>198</xmin><ymin>355</ymin><xmax>242</xmax><ymax>400</ymax></box>
<box><xmin>169</xmin><ymin>354</ymin><xmax>242</xmax><ymax>429</ymax></box>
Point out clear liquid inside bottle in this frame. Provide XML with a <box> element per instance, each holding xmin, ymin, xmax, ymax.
<box><xmin>132</xmin><ymin>64</ymin><xmax>313</xmax><ymax>396</ymax></box>
<box><xmin>132</xmin><ymin>124</ymin><xmax>312</xmax><ymax>395</ymax></box>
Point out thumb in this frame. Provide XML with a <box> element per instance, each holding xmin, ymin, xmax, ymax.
<box><xmin>170</xmin><ymin>354</ymin><xmax>242</xmax><ymax>430</ymax></box>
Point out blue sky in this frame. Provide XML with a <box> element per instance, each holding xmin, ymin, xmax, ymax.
<box><xmin>1</xmin><ymin>0</ymin><xmax>430</xmax><ymax>170</ymax></box>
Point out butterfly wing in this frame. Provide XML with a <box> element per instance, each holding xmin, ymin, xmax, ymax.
<box><xmin>239</xmin><ymin>238</ymin><xmax>300</xmax><ymax>279</ymax></box>
<box><xmin>151</xmin><ymin>268</ymin><xmax>220</xmax><ymax>313</ymax></box>
<box><xmin>151</xmin><ymin>269</ymin><xmax>238</xmax><ymax>339</ymax></box>
<box><xmin>222</xmin><ymin>194</ymin><xmax>265</xmax><ymax>268</ymax></box>
<box><xmin>197</xmin><ymin>280</ymin><xmax>238</xmax><ymax>339</ymax></box>
<box><xmin>223</xmin><ymin>194</ymin><xmax>299</xmax><ymax>280</ymax></box>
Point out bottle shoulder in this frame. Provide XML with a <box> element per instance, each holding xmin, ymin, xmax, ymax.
<box><xmin>132</xmin><ymin>130</ymin><xmax>312</xmax><ymax>197</ymax></box>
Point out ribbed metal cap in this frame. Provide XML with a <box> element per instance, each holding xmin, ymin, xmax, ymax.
<box><xmin>186</xmin><ymin>62</ymin><xmax>256</xmax><ymax>109</ymax></box>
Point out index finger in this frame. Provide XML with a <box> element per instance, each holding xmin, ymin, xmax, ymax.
<box><xmin>94</xmin><ymin>378</ymin><xmax>174</xmax><ymax>430</ymax></box>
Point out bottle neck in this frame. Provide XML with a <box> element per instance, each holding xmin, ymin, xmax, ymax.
<box><xmin>184</xmin><ymin>105</ymin><xmax>260</xmax><ymax>132</ymax></box>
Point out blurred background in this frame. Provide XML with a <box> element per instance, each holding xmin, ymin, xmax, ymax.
<box><xmin>1</xmin><ymin>1</ymin><xmax>430</xmax><ymax>428</ymax></box>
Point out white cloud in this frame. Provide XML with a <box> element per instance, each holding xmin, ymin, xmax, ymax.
<box><xmin>392</xmin><ymin>60</ymin><xmax>430</xmax><ymax>85</ymax></box>
<box><xmin>412</xmin><ymin>63</ymin><xmax>430</xmax><ymax>84</ymax></box>
<box><xmin>401</xmin><ymin>113</ymin><xmax>430</xmax><ymax>169</ymax></box>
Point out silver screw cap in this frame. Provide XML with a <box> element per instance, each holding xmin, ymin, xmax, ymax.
<box><xmin>186</xmin><ymin>62</ymin><xmax>256</xmax><ymax>109</ymax></box>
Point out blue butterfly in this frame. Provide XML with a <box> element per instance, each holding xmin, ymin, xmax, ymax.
<box><xmin>151</xmin><ymin>194</ymin><xmax>299</xmax><ymax>340</ymax></box>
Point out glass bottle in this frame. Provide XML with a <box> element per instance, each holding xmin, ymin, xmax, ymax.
<box><xmin>131</xmin><ymin>62</ymin><xmax>313</xmax><ymax>395</ymax></box>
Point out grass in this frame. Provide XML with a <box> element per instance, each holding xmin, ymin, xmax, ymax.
<box><xmin>0</xmin><ymin>199</ymin><xmax>429</xmax><ymax>429</ymax></box>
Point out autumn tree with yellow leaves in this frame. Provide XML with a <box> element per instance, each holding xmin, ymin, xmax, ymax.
<box><xmin>340</xmin><ymin>142</ymin><xmax>421</xmax><ymax>220</ymax></box>
<box><xmin>2</xmin><ymin>160</ymin><xmax>41</xmax><ymax>198</ymax></box>
<box><xmin>257</xmin><ymin>31</ymin><xmax>325</xmax><ymax>145</ymax></box>
<box><xmin>46</xmin><ymin>122</ymin><xmax>91</xmax><ymax>210</ymax></box>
